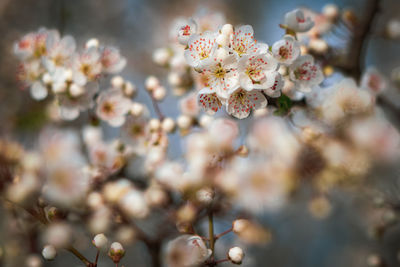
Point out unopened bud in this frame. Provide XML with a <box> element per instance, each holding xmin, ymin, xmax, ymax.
<box><xmin>111</xmin><ymin>76</ymin><xmax>125</xmax><ymax>89</ymax></box>
<box><xmin>228</xmin><ymin>247</ymin><xmax>244</xmax><ymax>264</ymax></box>
<box><xmin>108</xmin><ymin>242</ymin><xmax>125</xmax><ymax>263</ymax></box>
<box><xmin>86</xmin><ymin>38</ymin><xmax>99</xmax><ymax>49</ymax></box>
<box><xmin>152</xmin><ymin>86</ymin><xmax>166</xmax><ymax>101</ymax></box>
<box><xmin>93</xmin><ymin>233</ymin><xmax>108</xmax><ymax>250</ymax></box>
<box><xmin>42</xmin><ymin>245</ymin><xmax>57</xmax><ymax>261</ymax></box>
<box><xmin>161</xmin><ymin>117</ymin><xmax>176</xmax><ymax>133</ymax></box>
<box><xmin>145</xmin><ymin>76</ymin><xmax>159</xmax><ymax>91</ymax></box>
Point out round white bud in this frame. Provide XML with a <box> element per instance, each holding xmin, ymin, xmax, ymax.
<box><xmin>26</xmin><ymin>254</ymin><xmax>42</xmax><ymax>267</ymax></box>
<box><xmin>168</xmin><ymin>72</ymin><xmax>183</xmax><ymax>87</ymax></box>
<box><xmin>145</xmin><ymin>76</ymin><xmax>159</xmax><ymax>91</ymax></box>
<box><xmin>130</xmin><ymin>102</ymin><xmax>144</xmax><ymax>116</ymax></box>
<box><xmin>149</xmin><ymin>118</ymin><xmax>161</xmax><ymax>131</ymax></box>
<box><xmin>42</xmin><ymin>245</ymin><xmax>57</xmax><ymax>261</ymax></box>
<box><xmin>87</xmin><ymin>192</ymin><xmax>103</xmax><ymax>209</ymax></box>
<box><xmin>161</xmin><ymin>117</ymin><xmax>176</xmax><ymax>133</ymax></box>
<box><xmin>93</xmin><ymin>233</ymin><xmax>108</xmax><ymax>250</ymax></box>
<box><xmin>309</xmin><ymin>38</ymin><xmax>328</xmax><ymax>54</ymax></box>
<box><xmin>64</xmin><ymin>69</ymin><xmax>73</xmax><ymax>81</ymax></box>
<box><xmin>109</xmin><ymin>242</ymin><xmax>125</xmax><ymax>263</ymax></box>
<box><xmin>196</xmin><ymin>188</ymin><xmax>214</xmax><ymax>204</ymax></box>
<box><xmin>86</xmin><ymin>38</ymin><xmax>99</xmax><ymax>49</ymax></box>
<box><xmin>152</xmin><ymin>86</ymin><xmax>167</xmax><ymax>101</ymax></box>
<box><xmin>177</xmin><ymin>115</ymin><xmax>193</xmax><ymax>130</ymax></box>
<box><xmin>221</xmin><ymin>24</ymin><xmax>234</xmax><ymax>36</ymax></box>
<box><xmin>228</xmin><ymin>247</ymin><xmax>244</xmax><ymax>264</ymax></box>
<box><xmin>123</xmin><ymin>81</ymin><xmax>137</xmax><ymax>97</ymax></box>
<box><xmin>215</xmin><ymin>47</ymin><xmax>230</xmax><ymax>61</ymax></box>
<box><xmin>232</xmin><ymin>219</ymin><xmax>248</xmax><ymax>234</ymax></box>
<box><xmin>42</xmin><ymin>73</ymin><xmax>52</xmax><ymax>85</ymax></box>
<box><xmin>153</xmin><ymin>48</ymin><xmax>171</xmax><ymax>66</ymax></box>
<box><xmin>322</xmin><ymin>4</ymin><xmax>339</xmax><ymax>20</ymax></box>
<box><xmin>69</xmin><ymin>83</ymin><xmax>84</xmax><ymax>97</ymax></box>
<box><xmin>216</xmin><ymin>34</ymin><xmax>230</xmax><ymax>47</ymax></box>
<box><xmin>199</xmin><ymin>114</ymin><xmax>213</xmax><ymax>128</ymax></box>
<box><xmin>111</xmin><ymin>76</ymin><xmax>125</xmax><ymax>89</ymax></box>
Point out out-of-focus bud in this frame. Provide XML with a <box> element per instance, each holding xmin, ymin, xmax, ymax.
<box><xmin>168</xmin><ymin>72</ymin><xmax>183</xmax><ymax>87</ymax></box>
<box><xmin>161</xmin><ymin>117</ymin><xmax>176</xmax><ymax>133</ymax></box>
<box><xmin>323</xmin><ymin>65</ymin><xmax>334</xmax><ymax>77</ymax></box>
<box><xmin>152</xmin><ymin>85</ymin><xmax>167</xmax><ymax>101</ymax></box>
<box><xmin>221</xmin><ymin>24</ymin><xmax>234</xmax><ymax>36</ymax></box>
<box><xmin>196</xmin><ymin>188</ymin><xmax>214</xmax><ymax>205</ymax></box>
<box><xmin>322</xmin><ymin>4</ymin><xmax>339</xmax><ymax>20</ymax></box>
<box><xmin>44</xmin><ymin>223</ymin><xmax>72</xmax><ymax>248</ymax></box>
<box><xmin>69</xmin><ymin>83</ymin><xmax>84</xmax><ymax>97</ymax></box>
<box><xmin>149</xmin><ymin>118</ymin><xmax>161</xmax><ymax>131</ymax></box>
<box><xmin>26</xmin><ymin>254</ymin><xmax>42</xmax><ymax>267</ymax></box>
<box><xmin>42</xmin><ymin>73</ymin><xmax>52</xmax><ymax>85</ymax></box>
<box><xmin>86</xmin><ymin>38</ymin><xmax>99</xmax><ymax>49</ymax></box>
<box><xmin>119</xmin><ymin>189</ymin><xmax>149</xmax><ymax>219</ymax></box>
<box><xmin>367</xmin><ymin>254</ymin><xmax>383</xmax><ymax>267</ymax></box>
<box><xmin>92</xmin><ymin>233</ymin><xmax>108</xmax><ymax>250</ymax></box>
<box><xmin>232</xmin><ymin>219</ymin><xmax>272</xmax><ymax>244</ymax></box>
<box><xmin>103</xmin><ymin>179</ymin><xmax>131</xmax><ymax>203</ymax></box>
<box><xmin>130</xmin><ymin>102</ymin><xmax>144</xmax><ymax>116</ymax></box>
<box><xmin>144</xmin><ymin>186</ymin><xmax>168</xmax><ymax>207</ymax></box>
<box><xmin>115</xmin><ymin>226</ymin><xmax>137</xmax><ymax>246</ymax></box>
<box><xmin>177</xmin><ymin>115</ymin><xmax>193</xmax><ymax>130</ymax></box>
<box><xmin>42</xmin><ymin>245</ymin><xmax>57</xmax><ymax>261</ymax></box>
<box><xmin>123</xmin><ymin>81</ymin><xmax>137</xmax><ymax>97</ymax></box>
<box><xmin>228</xmin><ymin>247</ymin><xmax>244</xmax><ymax>264</ymax></box>
<box><xmin>45</xmin><ymin>207</ymin><xmax>58</xmax><ymax>221</ymax></box>
<box><xmin>111</xmin><ymin>75</ymin><xmax>125</xmax><ymax>89</ymax></box>
<box><xmin>176</xmin><ymin>203</ymin><xmax>197</xmax><ymax>223</ymax></box>
<box><xmin>108</xmin><ymin>242</ymin><xmax>125</xmax><ymax>264</ymax></box>
<box><xmin>309</xmin><ymin>38</ymin><xmax>328</xmax><ymax>54</ymax></box>
<box><xmin>199</xmin><ymin>114</ymin><xmax>213</xmax><ymax>128</ymax></box>
<box><xmin>387</xmin><ymin>19</ymin><xmax>400</xmax><ymax>39</ymax></box>
<box><xmin>300</xmin><ymin>45</ymin><xmax>308</xmax><ymax>55</ymax></box>
<box><xmin>87</xmin><ymin>192</ymin><xmax>104</xmax><ymax>209</ymax></box>
<box><xmin>145</xmin><ymin>76</ymin><xmax>159</xmax><ymax>91</ymax></box>
<box><xmin>153</xmin><ymin>48</ymin><xmax>171</xmax><ymax>66</ymax></box>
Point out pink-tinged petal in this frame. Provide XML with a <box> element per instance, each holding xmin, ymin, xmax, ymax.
<box><xmin>263</xmin><ymin>73</ymin><xmax>284</xmax><ymax>97</ymax></box>
<box><xmin>184</xmin><ymin>32</ymin><xmax>217</xmax><ymax>68</ymax></box>
<box><xmin>226</xmin><ymin>88</ymin><xmax>266</xmax><ymax>119</ymax></box>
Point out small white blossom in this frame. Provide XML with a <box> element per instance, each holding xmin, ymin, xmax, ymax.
<box><xmin>271</xmin><ymin>35</ymin><xmax>300</xmax><ymax>65</ymax></box>
<box><xmin>96</xmin><ymin>89</ymin><xmax>131</xmax><ymax>127</ymax></box>
<box><xmin>184</xmin><ymin>31</ymin><xmax>217</xmax><ymax>68</ymax></box>
<box><xmin>289</xmin><ymin>55</ymin><xmax>323</xmax><ymax>92</ymax></box>
<box><xmin>226</xmin><ymin>88</ymin><xmax>267</xmax><ymax>119</ymax></box>
<box><xmin>284</xmin><ymin>9</ymin><xmax>315</xmax><ymax>32</ymax></box>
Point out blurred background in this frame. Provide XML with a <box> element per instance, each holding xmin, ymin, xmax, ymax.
<box><xmin>1</xmin><ymin>0</ymin><xmax>400</xmax><ymax>266</ymax></box>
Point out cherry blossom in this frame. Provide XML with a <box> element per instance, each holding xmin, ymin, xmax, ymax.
<box><xmin>284</xmin><ymin>9</ymin><xmax>315</xmax><ymax>32</ymax></box>
<box><xmin>360</xmin><ymin>67</ymin><xmax>387</xmax><ymax>95</ymax></box>
<box><xmin>263</xmin><ymin>72</ymin><xmax>284</xmax><ymax>97</ymax></box>
<box><xmin>171</xmin><ymin>17</ymin><xmax>198</xmax><ymax>45</ymax></box>
<box><xmin>238</xmin><ymin>52</ymin><xmax>278</xmax><ymax>91</ymax></box>
<box><xmin>72</xmin><ymin>47</ymin><xmax>102</xmax><ymax>85</ymax></box>
<box><xmin>100</xmin><ymin>46</ymin><xmax>127</xmax><ymax>74</ymax></box>
<box><xmin>230</xmin><ymin>25</ymin><xmax>268</xmax><ymax>57</ymax></box>
<box><xmin>184</xmin><ymin>31</ymin><xmax>217</xmax><ymax>68</ymax></box>
<box><xmin>271</xmin><ymin>35</ymin><xmax>300</xmax><ymax>65</ymax></box>
<box><xmin>289</xmin><ymin>55</ymin><xmax>323</xmax><ymax>92</ymax></box>
<box><xmin>226</xmin><ymin>88</ymin><xmax>267</xmax><ymax>119</ymax></box>
<box><xmin>197</xmin><ymin>87</ymin><xmax>223</xmax><ymax>115</ymax></box>
<box><xmin>96</xmin><ymin>89</ymin><xmax>131</xmax><ymax>127</ymax></box>
<box><xmin>43</xmin><ymin>34</ymin><xmax>76</xmax><ymax>72</ymax></box>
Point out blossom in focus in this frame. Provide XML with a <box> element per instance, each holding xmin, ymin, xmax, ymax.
<box><xmin>230</xmin><ymin>25</ymin><xmax>268</xmax><ymax>57</ymax></box>
<box><xmin>226</xmin><ymin>88</ymin><xmax>267</xmax><ymax>119</ymax></box>
<box><xmin>197</xmin><ymin>88</ymin><xmax>223</xmax><ymax>115</ymax></box>
<box><xmin>171</xmin><ymin>17</ymin><xmax>198</xmax><ymax>46</ymax></box>
<box><xmin>289</xmin><ymin>55</ymin><xmax>323</xmax><ymax>92</ymax></box>
<box><xmin>184</xmin><ymin>31</ymin><xmax>217</xmax><ymax>68</ymax></box>
<box><xmin>271</xmin><ymin>35</ymin><xmax>300</xmax><ymax>65</ymax></box>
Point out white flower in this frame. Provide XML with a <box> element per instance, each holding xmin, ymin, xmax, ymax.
<box><xmin>230</xmin><ymin>25</ymin><xmax>268</xmax><ymax>57</ymax></box>
<box><xmin>96</xmin><ymin>89</ymin><xmax>131</xmax><ymax>127</ymax></box>
<box><xmin>360</xmin><ymin>67</ymin><xmax>387</xmax><ymax>95</ymax></box>
<box><xmin>17</xmin><ymin>60</ymin><xmax>44</xmax><ymax>88</ymax></box>
<box><xmin>226</xmin><ymin>88</ymin><xmax>267</xmax><ymax>119</ymax></box>
<box><xmin>57</xmin><ymin>82</ymin><xmax>99</xmax><ymax>120</ymax></box>
<box><xmin>119</xmin><ymin>189</ymin><xmax>149</xmax><ymax>219</ymax></box>
<box><xmin>14</xmin><ymin>28</ymin><xmax>57</xmax><ymax>60</ymax></box>
<box><xmin>121</xmin><ymin>111</ymin><xmax>150</xmax><ymax>154</ymax></box>
<box><xmin>238</xmin><ymin>53</ymin><xmax>278</xmax><ymax>91</ymax></box>
<box><xmin>207</xmin><ymin>118</ymin><xmax>239</xmax><ymax>150</ymax></box>
<box><xmin>284</xmin><ymin>9</ymin><xmax>314</xmax><ymax>32</ymax></box>
<box><xmin>43</xmin><ymin>34</ymin><xmax>76</xmax><ymax>72</ymax></box>
<box><xmin>289</xmin><ymin>55</ymin><xmax>323</xmax><ymax>92</ymax></box>
<box><xmin>88</xmin><ymin>140</ymin><xmax>125</xmax><ymax>175</ymax></box>
<box><xmin>180</xmin><ymin>92</ymin><xmax>200</xmax><ymax>117</ymax></box>
<box><xmin>184</xmin><ymin>31</ymin><xmax>217</xmax><ymax>68</ymax></box>
<box><xmin>172</xmin><ymin>17</ymin><xmax>198</xmax><ymax>45</ymax></box>
<box><xmin>197</xmin><ymin>88</ymin><xmax>223</xmax><ymax>115</ymax></box>
<box><xmin>228</xmin><ymin>247</ymin><xmax>244</xmax><ymax>264</ymax></box>
<box><xmin>200</xmin><ymin>49</ymin><xmax>239</xmax><ymax>99</ymax></box>
<box><xmin>100</xmin><ymin>46</ymin><xmax>127</xmax><ymax>74</ymax></box>
<box><xmin>72</xmin><ymin>47</ymin><xmax>102</xmax><ymax>85</ymax></box>
<box><xmin>166</xmin><ymin>235</ymin><xmax>211</xmax><ymax>267</ymax></box>
<box><xmin>271</xmin><ymin>35</ymin><xmax>300</xmax><ymax>65</ymax></box>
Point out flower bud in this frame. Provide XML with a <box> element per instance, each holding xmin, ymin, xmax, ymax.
<box><xmin>221</xmin><ymin>24</ymin><xmax>234</xmax><ymax>36</ymax></box>
<box><xmin>42</xmin><ymin>73</ymin><xmax>52</xmax><ymax>85</ymax></box>
<box><xmin>42</xmin><ymin>245</ymin><xmax>57</xmax><ymax>261</ymax></box>
<box><xmin>145</xmin><ymin>76</ymin><xmax>159</xmax><ymax>91</ymax></box>
<box><xmin>92</xmin><ymin>233</ymin><xmax>108</xmax><ymax>250</ymax></box>
<box><xmin>322</xmin><ymin>4</ymin><xmax>339</xmax><ymax>20</ymax></box>
<box><xmin>228</xmin><ymin>247</ymin><xmax>244</xmax><ymax>264</ymax></box>
<box><xmin>130</xmin><ymin>102</ymin><xmax>144</xmax><ymax>116</ymax></box>
<box><xmin>123</xmin><ymin>81</ymin><xmax>137</xmax><ymax>97</ymax></box>
<box><xmin>149</xmin><ymin>118</ymin><xmax>161</xmax><ymax>131</ymax></box>
<box><xmin>196</xmin><ymin>188</ymin><xmax>214</xmax><ymax>205</ymax></box>
<box><xmin>108</xmin><ymin>242</ymin><xmax>125</xmax><ymax>263</ymax></box>
<box><xmin>86</xmin><ymin>38</ymin><xmax>99</xmax><ymax>49</ymax></box>
<box><xmin>153</xmin><ymin>48</ymin><xmax>171</xmax><ymax>66</ymax></box>
<box><xmin>69</xmin><ymin>83</ymin><xmax>84</xmax><ymax>97</ymax></box>
<box><xmin>162</xmin><ymin>117</ymin><xmax>176</xmax><ymax>133</ymax></box>
<box><xmin>199</xmin><ymin>115</ymin><xmax>213</xmax><ymax>128</ymax></box>
<box><xmin>111</xmin><ymin>76</ymin><xmax>125</xmax><ymax>89</ymax></box>
<box><xmin>26</xmin><ymin>254</ymin><xmax>42</xmax><ymax>267</ymax></box>
<box><xmin>153</xmin><ymin>86</ymin><xmax>167</xmax><ymax>101</ymax></box>
<box><xmin>168</xmin><ymin>72</ymin><xmax>183</xmax><ymax>87</ymax></box>
<box><xmin>216</xmin><ymin>34</ymin><xmax>230</xmax><ymax>47</ymax></box>
<box><xmin>177</xmin><ymin>115</ymin><xmax>193</xmax><ymax>130</ymax></box>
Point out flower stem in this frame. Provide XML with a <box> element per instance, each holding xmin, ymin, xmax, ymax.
<box><xmin>215</xmin><ymin>227</ymin><xmax>233</xmax><ymax>240</ymax></box>
<box><xmin>208</xmin><ymin>211</ymin><xmax>215</xmax><ymax>259</ymax></box>
<box><xmin>66</xmin><ymin>246</ymin><xmax>91</xmax><ymax>266</ymax></box>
